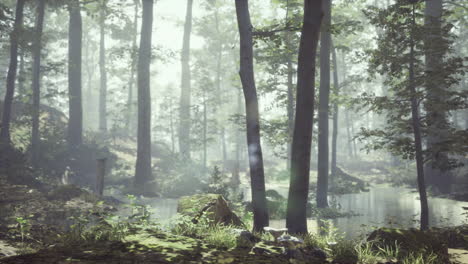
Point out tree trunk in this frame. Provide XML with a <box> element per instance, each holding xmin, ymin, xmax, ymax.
<box><xmin>134</xmin><ymin>0</ymin><xmax>154</xmax><ymax>188</ymax></box>
<box><xmin>410</xmin><ymin>4</ymin><xmax>429</xmax><ymax>230</ymax></box>
<box><xmin>178</xmin><ymin>0</ymin><xmax>193</xmax><ymax>160</ymax></box>
<box><xmin>317</xmin><ymin>0</ymin><xmax>331</xmax><ymax>209</ymax></box>
<box><xmin>31</xmin><ymin>0</ymin><xmax>46</xmax><ymax>168</ymax></box>
<box><xmin>286</xmin><ymin>0</ymin><xmax>323</xmax><ymax>234</ymax></box>
<box><xmin>235</xmin><ymin>0</ymin><xmax>269</xmax><ymax>232</ymax></box>
<box><xmin>330</xmin><ymin>40</ymin><xmax>339</xmax><ymax>183</ymax></box>
<box><xmin>99</xmin><ymin>0</ymin><xmax>108</xmax><ymax>132</ymax></box>
<box><xmin>345</xmin><ymin>109</ymin><xmax>352</xmax><ymax>157</ymax></box>
<box><xmin>67</xmin><ymin>0</ymin><xmax>83</xmax><ymax>150</ymax></box>
<box><xmin>0</xmin><ymin>0</ymin><xmax>25</xmax><ymax>146</ymax></box>
<box><xmin>203</xmin><ymin>87</ymin><xmax>207</xmax><ymax>170</ymax></box>
<box><xmin>126</xmin><ymin>0</ymin><xmax>139</xmax><ymax>134</ymax></box>
<box><xmin>424</xmin><ymin>0</ymin><xmax>452</xmax><ymax>194</ymax></box>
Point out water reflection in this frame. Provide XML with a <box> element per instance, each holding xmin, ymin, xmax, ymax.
<box><xmin>270</xmin><ymin>185</ymin><xmax>468</xmax><ymax>239</ymax></box>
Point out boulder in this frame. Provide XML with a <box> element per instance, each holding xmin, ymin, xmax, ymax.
<box><xmin>367</xmin><ymin>228</ymin><xmax>449</xmax><ymax>262</ymax></box>
<box><xmin>177</xmin><ymin>194</ymin><xmax>244</xmax><ymax>227</ymax></box>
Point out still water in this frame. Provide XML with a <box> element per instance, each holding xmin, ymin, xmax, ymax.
<box><xmin>125</xmin><ymin>185</ymin><xmax>468</xmax><ymax>239</ymax></box>
<box><xmin>269</xmin><ymin>185</ymin><xmax>468</xmax><ymax>238</ymax></box>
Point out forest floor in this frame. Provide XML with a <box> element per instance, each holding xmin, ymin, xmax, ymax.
<box><xmin>1</xmin><ymin>175</ymin><xmax>468</xmax><ymax>264</ymax></box>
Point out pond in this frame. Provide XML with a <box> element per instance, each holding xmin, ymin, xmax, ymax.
<box><xmin>115</xmin><ymin>185</ymin><xmax>468</xmax><ymax>239</ymax></box>
<box><xmin>269</xmin><ymin>184</ymin><xmax>468</xmax><ymax>239</ymax></box>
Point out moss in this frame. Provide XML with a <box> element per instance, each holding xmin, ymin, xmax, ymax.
<box><xmin>47</xmin><ymin>185</ymin><xmax>85</xmax><ymax>201</ymax></box>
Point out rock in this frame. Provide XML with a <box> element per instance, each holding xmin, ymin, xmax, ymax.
<box><xmin>263</xmin><ymin>227</ymin><xmax>288</xmax><ymax>242</ymax></box>
<box><xmin>177</xmin><ymin>194</ymin><xmax>244</xmax><ymax>227</ymax></box>
<box><xmin>367</xmin><ymin>227</ymin><xmax>449</xmax><ymax>262</ymax></box>
<box><xmin>231</xmin><ymin>229</ymin><xmax>258</xmax><ymax>248</ymax></box>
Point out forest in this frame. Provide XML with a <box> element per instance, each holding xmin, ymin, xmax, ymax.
<box><xmin>0</xmin><ymin>0</ymin><xmax>467</xmax><ymax>263</ymax></box>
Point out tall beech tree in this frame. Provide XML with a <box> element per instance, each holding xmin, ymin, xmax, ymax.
<box><xmin>125</xmin><ymin>0</ymin><xmax>139</xmax><ymax>133</ymax></box>
<box><xmin>179</xmin><ymin>0</ymin><xmax>194</xmax><ymax>160</ymax></box>
<box><xmin>235</xmin><ymin>0</ymin><xmax>269</xmax><ymax>232</ymax></box>
<box><xmin>68</xmin><ymin>0</ymin><xmax>83</xmax><ymax>150</ymax></box>
<box><xmin>286</xmin><ymin>0</ymin><xmax>323</xmax><ymax>234</ymax></box>
<box><xmin>31</xmin><ymin>0</ymin><xmax>47</xmax><ymax>168</ymax></box>
<box><xmin>317</xmin><ymin>0</ymin><xmax>331</xmax><ymax>209</ymax></box>
<box><xmin>0</xmin><ymin>0</ymin><xmax>25</xmax><ymax>147</ymax></box>
<box><xmin>99</xmin><ymin>0</ymin><xmax>108</xmax><ymax>132</ymax></box>
<box><xmin>330</xmin><ymin>40</ymin><xmax>339</xmax><ymax>181</ymax></box>
<box><xmin>134</xmin><ymin>0</ymin><xmax>153</xmax><ymax>188</ymax></box>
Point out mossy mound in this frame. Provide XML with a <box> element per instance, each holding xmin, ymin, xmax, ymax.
<box><xmin>177</xmin><ymin>194</ymin><xmax>244</xmax><ymax>227</ymax></box>
<box><xmin>367</xmin><ymin>227</ymin><xmax>449</xmax><ymax>262</ymax></box>
<box><xmin>46</xmin><ymin>184</ymin><xmax>85</xmax><ymax>201</ymax></box>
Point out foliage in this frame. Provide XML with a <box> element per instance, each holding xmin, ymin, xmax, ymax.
<box><xmin>359</xmin><ymin>0</ymin><xmax>467</xmax><ymax>165</ymax></box>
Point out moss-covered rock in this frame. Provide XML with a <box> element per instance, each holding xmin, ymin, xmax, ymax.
<box><xmin>367</xmin><ymin>227</ymin><xmax>449</xmax><ymax>262</ymax></box>
<box><xmin>177</xmin><ymin>194</ymin><xmax>244</xmax><ymax>227</ymax></box>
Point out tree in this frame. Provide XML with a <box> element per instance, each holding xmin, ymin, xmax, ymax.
<box><xmin>330</xmin><ymin>40</ymin><xmax>339</xmax><ymax>181</ymax></box>
<box><xmin>134</xmin><ymin>0</ymin><xmax>153</xmax><ymax>188</ymax></box>
<box><xmin>68</xmin><ymin>0</ymin><xmax>83</xmax><ymax>150</ymax></box>
<box><xmin>179</xmin><ymin>0</ymin><xmax>194</xmax><ymax>160</ymax></box>
<box><xmin>408</xmin><ymin>2</ymin><xmax>429</xmax><ymax>230</ymax></box>
<box><xmin>317</xmin><ymin>0</ymin><xmax>331</xmax><ymax>209</ymax></box>
<box><xmin>125</xmin><ymin>0</ymin><xmax>139</xmax><ymax>133</ymax></box>
<box><xmin>286</xmin><ymin>0</ymin><xmax>323</xmax><ymax>234</ymax></box>
<box><xmin>235</xmin><ymin>0</ymin><xmax>269</xmax><ymax>232</ymax></box>
<box><xmin>99</xmin><ymin>0</ymin><xmax>108</xmax><ymax>132</ymax></box>
<box><xmin>423</xmin><ymin>0</ymin><xmax>451</xmax><ymax>194</ymax></box>
<box><xmin>0</xmin><ymin>0</ymin><xmax>25</xmax><ymax>148</ymax></box>
<box><xmin>31</xmin><ymin>0</ymin><xmax>47</xmax><ymax>168</ymax></box>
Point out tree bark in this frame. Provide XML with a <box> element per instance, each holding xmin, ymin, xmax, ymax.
<box><xmin>424</xmin><ymin>0</ymin><xmax>452</xmax><ymax>194</ymax></box>
<box><xmin>178</xmin><ymin>0</ymin><xmax>193</xmax><ymax>160</ymax></box>
<box><xmin>134</xmin><ymin>0</ymin><xmax>153</xmax><ymax>188</ymax></box>
<box><xmin>67</xmin><ymin>0</ymin><xmax>83</xmax><ymax>150</ymax></box>
<box><xmin>0</xmin><ymin>0</ymin><xmax>25</xmax><ymax>146</ymax></box>
<box><xmin>330</xmin><ymin>40</ymin><xmax>339</xmax><ymax>183</ymax></box>
<box><xmin>410</xmin><ymin>4</ymin><xmax>429</xmax><ymax>230</ymax></box>
<box><xmin>317</xmin><ymin>0</ymin><xmax>331</xmax><ymax>209</ymax></box>
<box><xmin>31</xmin><ymin>0</ymin><xmax>46</xmax><ymax>168</ymax></box>
<box><xmin>99</xmin><ymin>0</ymin><xmax>108</xmax><ymax>132</ymax></box>
<box><xmin>235</xmin><ymin>0</ymin><xmax>269</xmax><ymax>232</ymax></box>
<box><xmin>286</xmin><ymin>0</ymin><xmax>323</xmax><ymax>234</ymax></box>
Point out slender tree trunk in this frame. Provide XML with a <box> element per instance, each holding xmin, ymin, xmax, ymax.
<box><xmin>286</xmin><ymin>0</ymin><xmax>323</xmax><ymax>234</ymax></box>
<box><xmin>317</xmin><ymin>0</ymin><xmax>331</xmax><ymax>209</ymax></box>
<box><xmin>345</xmin><ymin>109</ymin><xmax>352</xmax><ymax>157</ymax></box>
<box><xmin>0</xmin><ymin>0</ymin><xmax>25</xmax><ymax>146</ymax></box>
<box><xmin>178</xmin><ymin>0</ymin><xmax>193</xmax><ymax>160</ymax></box>
<box><xmin>235</xmin><ymin>0</ymin><xmax>269</xmax><ymax>232</ymax></box>
<box><xmin>330</xmin><ymin>41</ymin><xmax>339</xmax><ymax>182</ymax></box>
<box><xmin>212</xmin><ymin>8</ymin><xmax>228</xmax><ymax>168</ymax></box>
<box><xmin>350</xmin><ymin>112</ymin><xmax>357</xmax><ymax>158</ymax></box>
<box><xmin>126</xmin><ymin>0</ymin><xmax>139</xmax><ymax>134</ymax></box>
<box><xmin>285</xmin><ymin>0</ymin><xmax>295</xmax><ymax>171</ymax></box>
<box><xmin>67</xmin><ymin>0</ymin><xmax>83</xmax><ymax>150</ymax></box>
<box><xmin>233</xmin><ymin>87</ymin><xmax>242</xmax><ymax>187</ymax></box>
<box><xmin>170</xmin><ymin>96</ymin><xmax>175</xmax><ymax>153</ymax></box>
<box><xmin>424</xmin><ymin>0</ymin><xmax>451</xmax><ymax>194</ymax></box>
<box><xmin>134</xmin><ymin>0</ymin><xmax>153</xmax><ymax>188</ymax></box>
<box><xmin>410</xmin><ymin>5</ymin><xmax>429</xmax><ymax>230</ymax></box>
<box><xmin>99</xmin><ymin>0</ymin><xmax>108</xmax><ymax>132</ymax></box>
<box><xmin>18</xmin><ymin>52</ymin><xmax>25</xmax><ymax>96</ymax></box>
<box><xmin>203</xmin><ymin>87</ymin><xmax>207</xmax><ymax>170</ymax></box>
<box><xmin>31</xmin><ymin>0</ymin><xmax>46</xmax><ymax>168</ymax></box>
